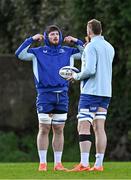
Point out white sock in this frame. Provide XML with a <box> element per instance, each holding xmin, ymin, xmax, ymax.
<box><xmin>38</xmin><ymin>150</ymin><xmax>47</xmax><ymax>163</ymax></box>
<box><xmin>80</xmin><ymin>152</ymin><xmax>89</xmax><ymax>167</ymax></box>
<box><xmin>94</xmin><ymin>153</ymin><xmax>104</xmax><ymax>167</ymax></box>
<box><xmin>54</xmin><ymin>151</ymin><xmax>62</xmax><ymax>164</ymax></box>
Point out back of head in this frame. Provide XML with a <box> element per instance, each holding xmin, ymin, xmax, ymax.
<box><xmin>87</xmin><ymin>19</ymin><xmax>102</xmax><ymax>35</ymax></box>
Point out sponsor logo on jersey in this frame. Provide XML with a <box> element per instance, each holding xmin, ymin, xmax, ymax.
<box><xmin>59</xmin><ymin>49</ymin><xmax>65</xmax><ymax>53</ymax></box>
<box><xmin>43</xmin><ymin>50</ymin><xmax>47</xmax><ymax>53</ymax></box>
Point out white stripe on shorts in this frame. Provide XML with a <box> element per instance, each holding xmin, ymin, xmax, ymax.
<box><xmin>38</xmin><ymin>113</ymin><xmax>52</xmax><ymax>124</ymax></box>
<box><xmin>77</xmin><ymin>109</ymin><xmax>95</xmax><ymax>123</ymax></box>
<box><xmin>52</xmin><ymin>113</ymin><xmax>67</xmax><ymax>125</ymax></box>
<box><xmin>94</xmin><ymin>111</ymin><xmax>107</xmax><ymax>120</ymax></box>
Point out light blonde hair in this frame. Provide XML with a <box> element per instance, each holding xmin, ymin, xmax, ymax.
<box><xmin>87</xmin><ymin>19</ymin><xmax>102</xmax><ymax>35</ymax></box>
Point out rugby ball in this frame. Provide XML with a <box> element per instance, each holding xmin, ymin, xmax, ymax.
<box><xmin>59</xmin><ymin>66</ymin><xmax>79</xmax><ymax>79</ymax></box>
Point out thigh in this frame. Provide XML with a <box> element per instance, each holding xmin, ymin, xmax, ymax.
<box><xmin>36</xmin><ymin>92</ymin><xmax>56</xmax><ymax>113</ymax></box>
<box><xmin>92</xmin><ymin>118</ymin><xmax>106</xmax><ymax>131</ymax></box>
<box><xmin>39</xmin><ymin>123</ymin><xmax>51</xmax><ymax>133</ymax></box>
<box><xmin>78</xmin><ymin>120</ymin><xmax>91</xmax><ymax>134</ymax></box>
<box><xmin>37</xmin><ymin>112</ymin><xmax>52</xmax><ymax>124</ymax></box>
<box><xmin>52</xmin><ymin>113</ymin><xmax>67</xmax><ymax>125</ymax></box>
<box><xmin>36</xmin><ymin>92</ymin><xmax>55</xmax><ymax>124</ymax></box>
<box><xmin>77</xmin><ymin>94</ymin><xmax>100</xmax><ymax>123</ymax></box>
<box><xmin>94</xmin><ymin>97</ymin><xmax>111</xmax><ymax>121</ymax></box>
<box><xmin>54</xmin><ymin>91</ymin><xmax>69</xmax><ymax>112</ymax></box>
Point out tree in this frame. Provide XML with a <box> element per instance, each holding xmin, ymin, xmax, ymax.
<box><xmin>0</xmin><ymin>0</ymin><xmax>71</xmax><ymax>53</ymax></box>
<box><xmin>69</xmin><ymin>0</ymin><xmax>131</xmax><ymax>160</ymax></box>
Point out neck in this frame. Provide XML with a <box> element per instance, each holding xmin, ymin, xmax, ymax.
<box><xmin>90</xmin><ymin>33</ymin><xmax>101</xmax><ymax>39</ymax></box>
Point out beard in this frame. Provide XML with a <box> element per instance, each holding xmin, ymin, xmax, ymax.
<box><xmin>50</xmin><ymin>39</ymin><xmax>59</xmax><ymax>45</ymax></box>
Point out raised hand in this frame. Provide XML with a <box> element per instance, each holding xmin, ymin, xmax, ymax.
<box><xmin>32</xmin><ymin>34</ymin><xmax>44</xmax><ymax>42</ymax></box>
<box><xmin>64</xmin><ymin>36</ymin><xmax>78</xmax><ymax>44</ymax></box>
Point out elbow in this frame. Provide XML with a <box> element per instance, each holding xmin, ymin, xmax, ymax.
<box><xmin>87</xmin><ymin>69</ymin><xmax>96</xmax><ymax>76</ymax></box>
<box><xmin>89</xmin><ymin>66</ymin><xmax>96</xmax><ymax>76</ymax></box>
<box><xmin>90</xmin><ymin>71</ymin><xmax>95</xmax><ymax>76</ymax></box>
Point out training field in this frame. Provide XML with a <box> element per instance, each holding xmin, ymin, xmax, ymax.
<box><xmin>0</xmin><ymin>162</ymin><xmax>131</xmax><ymax>179</ymax></box>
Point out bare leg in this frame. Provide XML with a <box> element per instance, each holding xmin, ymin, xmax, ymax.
<box><xmin>93</xmin><ymin>119</ymin><xmax>107</xmax><ymax>153</ymax></box>
<box><xmin>37</xmin><ymin>123</ymin><xmax>51</xmax><ymax>163</ymax></box>
<box><xmin>78</xmin><ymin>121</ymin><xmax>92</xmax><ymax>153</ymax></box>
<box><xmin>78</xmin><ymin>121</ymin><xmax>92</xmax><ymax>167</ymax></box>
<box><xmin>92</xmin><ymin>107</ymin><xmax>107</xmax><ymax>167</ymax></box>
<box><xmin>52</xmin><ymin>124</ymin><xmax>65</xmax><ymax>164</ymax></box>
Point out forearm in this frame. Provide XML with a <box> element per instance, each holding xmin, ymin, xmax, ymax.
<box><xmin>73</xmin><ymin>60</ymin><xmax>96</xmax><ymax>80</ymax></box>
<box><xmin>15</xmin><ymin>37</ymin><xmax>35</xmax><ymax>61</ymax></box>
<box><xmin>15</xmin><ymin>37</ymin><xmax>34</xmax><ymax>57</ymax></box>
<box><xmin>70</xmin><ymin>53</ymin><xmax>81</xmax><ymax>67</ymax></box>
<box><xmin>74</xmin><ymin>45</ymin><xmax>97</xmax><ymax>80</ymax></box>
<box><xmin>75</xmin><ymin>39</ymin><xmax>84</xmax><ymax>53</ymax></box>
<box><xmin>73</xmin><ymin>69</ymin><xmax>93</xmax><ymax>80</ymax></box>
<box><xmin>74</xmin><ymin>39</ymin><xmax>84</xmax><ymax>46</ymax></box>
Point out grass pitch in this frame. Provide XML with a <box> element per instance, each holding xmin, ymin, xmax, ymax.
<box><xmin>0</xmin><ymin>162</ymin><xmax>131</xmax><ymax>179</ymax></box>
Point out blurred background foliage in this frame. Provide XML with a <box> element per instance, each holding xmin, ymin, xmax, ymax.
<box><xmin>0</xmin><ymin>0</ymin><xmax>131</xmax><ymax>162</ymax></box>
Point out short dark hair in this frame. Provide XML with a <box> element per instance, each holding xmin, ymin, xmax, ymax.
<box><xmin>45</xmin><ymin>25</ymin><xmax>60</xmax><ymax>35</ymax></box>
<box><xmin>87</xmin><ymin>19</ymin><xmax>102</xmax><ymax>35</ymax></box>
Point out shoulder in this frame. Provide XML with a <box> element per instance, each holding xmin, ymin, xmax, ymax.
<box><xmin>62</xmin><ymin>45</ymin><xmax>72</xmax><ymax>50</ymax></box>
<box><xmin>56</xmin><ymin>46</ymin><xmax>72</xmax><ymax>54</ymax></box>
<box><xmin>31</xmin><ymin>46</ymin><xmax>43</xmax><ymax>52</ymax></box>
<box><xmin>85</xmin><ymin>42</ymin><xmax>95</xmax><ymax>51</ymax></box>
<box><xmin>62</xmin><ymin>45</ymin><xmax>77</xmax><ymax>54</ymax></box>
<box><xmin>104</xmin><ymin>39</ymin><xmax>114</xmax><ymax>47</ymax></box>
<box><xmin>103</xmin><ymin>40</ymin><xmax>115</xmax><ymax>53</ymax></box>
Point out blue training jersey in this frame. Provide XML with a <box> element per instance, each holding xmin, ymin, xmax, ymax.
<box><xmin>15</xmin><ymin>36</ymin><xmax>83</xmax><ymax>94</ymax></box>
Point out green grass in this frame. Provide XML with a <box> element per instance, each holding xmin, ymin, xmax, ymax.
<box><xmin>0</xmin><ymin>162</ymin><xmax>131</xmax><ymax>179</ymax></box>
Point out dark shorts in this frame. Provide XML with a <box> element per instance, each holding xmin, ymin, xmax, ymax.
<box><xmin>36</xmin><ymin>91</ymin><xmax>69</xmax><ymax>114</ymax></box>
<box><xmin>78</xmin><ymin>94</ymin><xmax>111</xmax><ymax>112</ymax></box>
<box><xmin>77</xmin><ymin>94</ymin><xmax>111</xmax><ymax>123</ymax></box>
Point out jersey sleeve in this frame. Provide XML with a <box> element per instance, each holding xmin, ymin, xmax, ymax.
<box><xmin>74</xmin><ymin>44</ymin><xmax>97</xmax><ymax>80</ymax></box>
<box><xmin>15</xmin><ymin>37</ymin><xmax>35</xmax><ymax>61</ymax></box>
<box><xmin>71</xmin><ymin>39</ymin><xmax>84</xmax><ymax>55</ymax></box>
<box><xmin>70</xmin><ymin>53</ymin><xmax>82</xmax><ymax>67</ymax></box>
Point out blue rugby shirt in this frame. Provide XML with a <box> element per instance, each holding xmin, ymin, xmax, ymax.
<box><xmin>15</xmin><ymin>37</ymin><xmax>83</xmax><ymax>93</ymax></box>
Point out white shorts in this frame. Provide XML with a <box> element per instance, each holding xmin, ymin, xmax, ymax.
<box><xmin>38</xmin><ymin>113</ymin><xmax>67</xmax><ymax>125</ymax></box>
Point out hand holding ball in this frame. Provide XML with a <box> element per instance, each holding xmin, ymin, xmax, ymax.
<box><xmin>59</xmin><ymin>66</ymin><xmax>79</xmax><ymax>80</ymax></box>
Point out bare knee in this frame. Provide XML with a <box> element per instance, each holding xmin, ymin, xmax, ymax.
<box><xmin>78</xmin><ymin>121</ymin><xmax>91</xmax><ymax>134</ymax></box>
<box><xmin>52</xmin><ymin>125</ymin><xmax>64</xmax><ymax>135</ymax></box>
<box><xmin>93</xmin><ymin>121</ymin><xmax>105</xmax><ymax>134</ymax></box>
<box><xmin>39</xmin><ymin>123</ymin><xmax>51</xmax><ymax>135</ymax></box>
